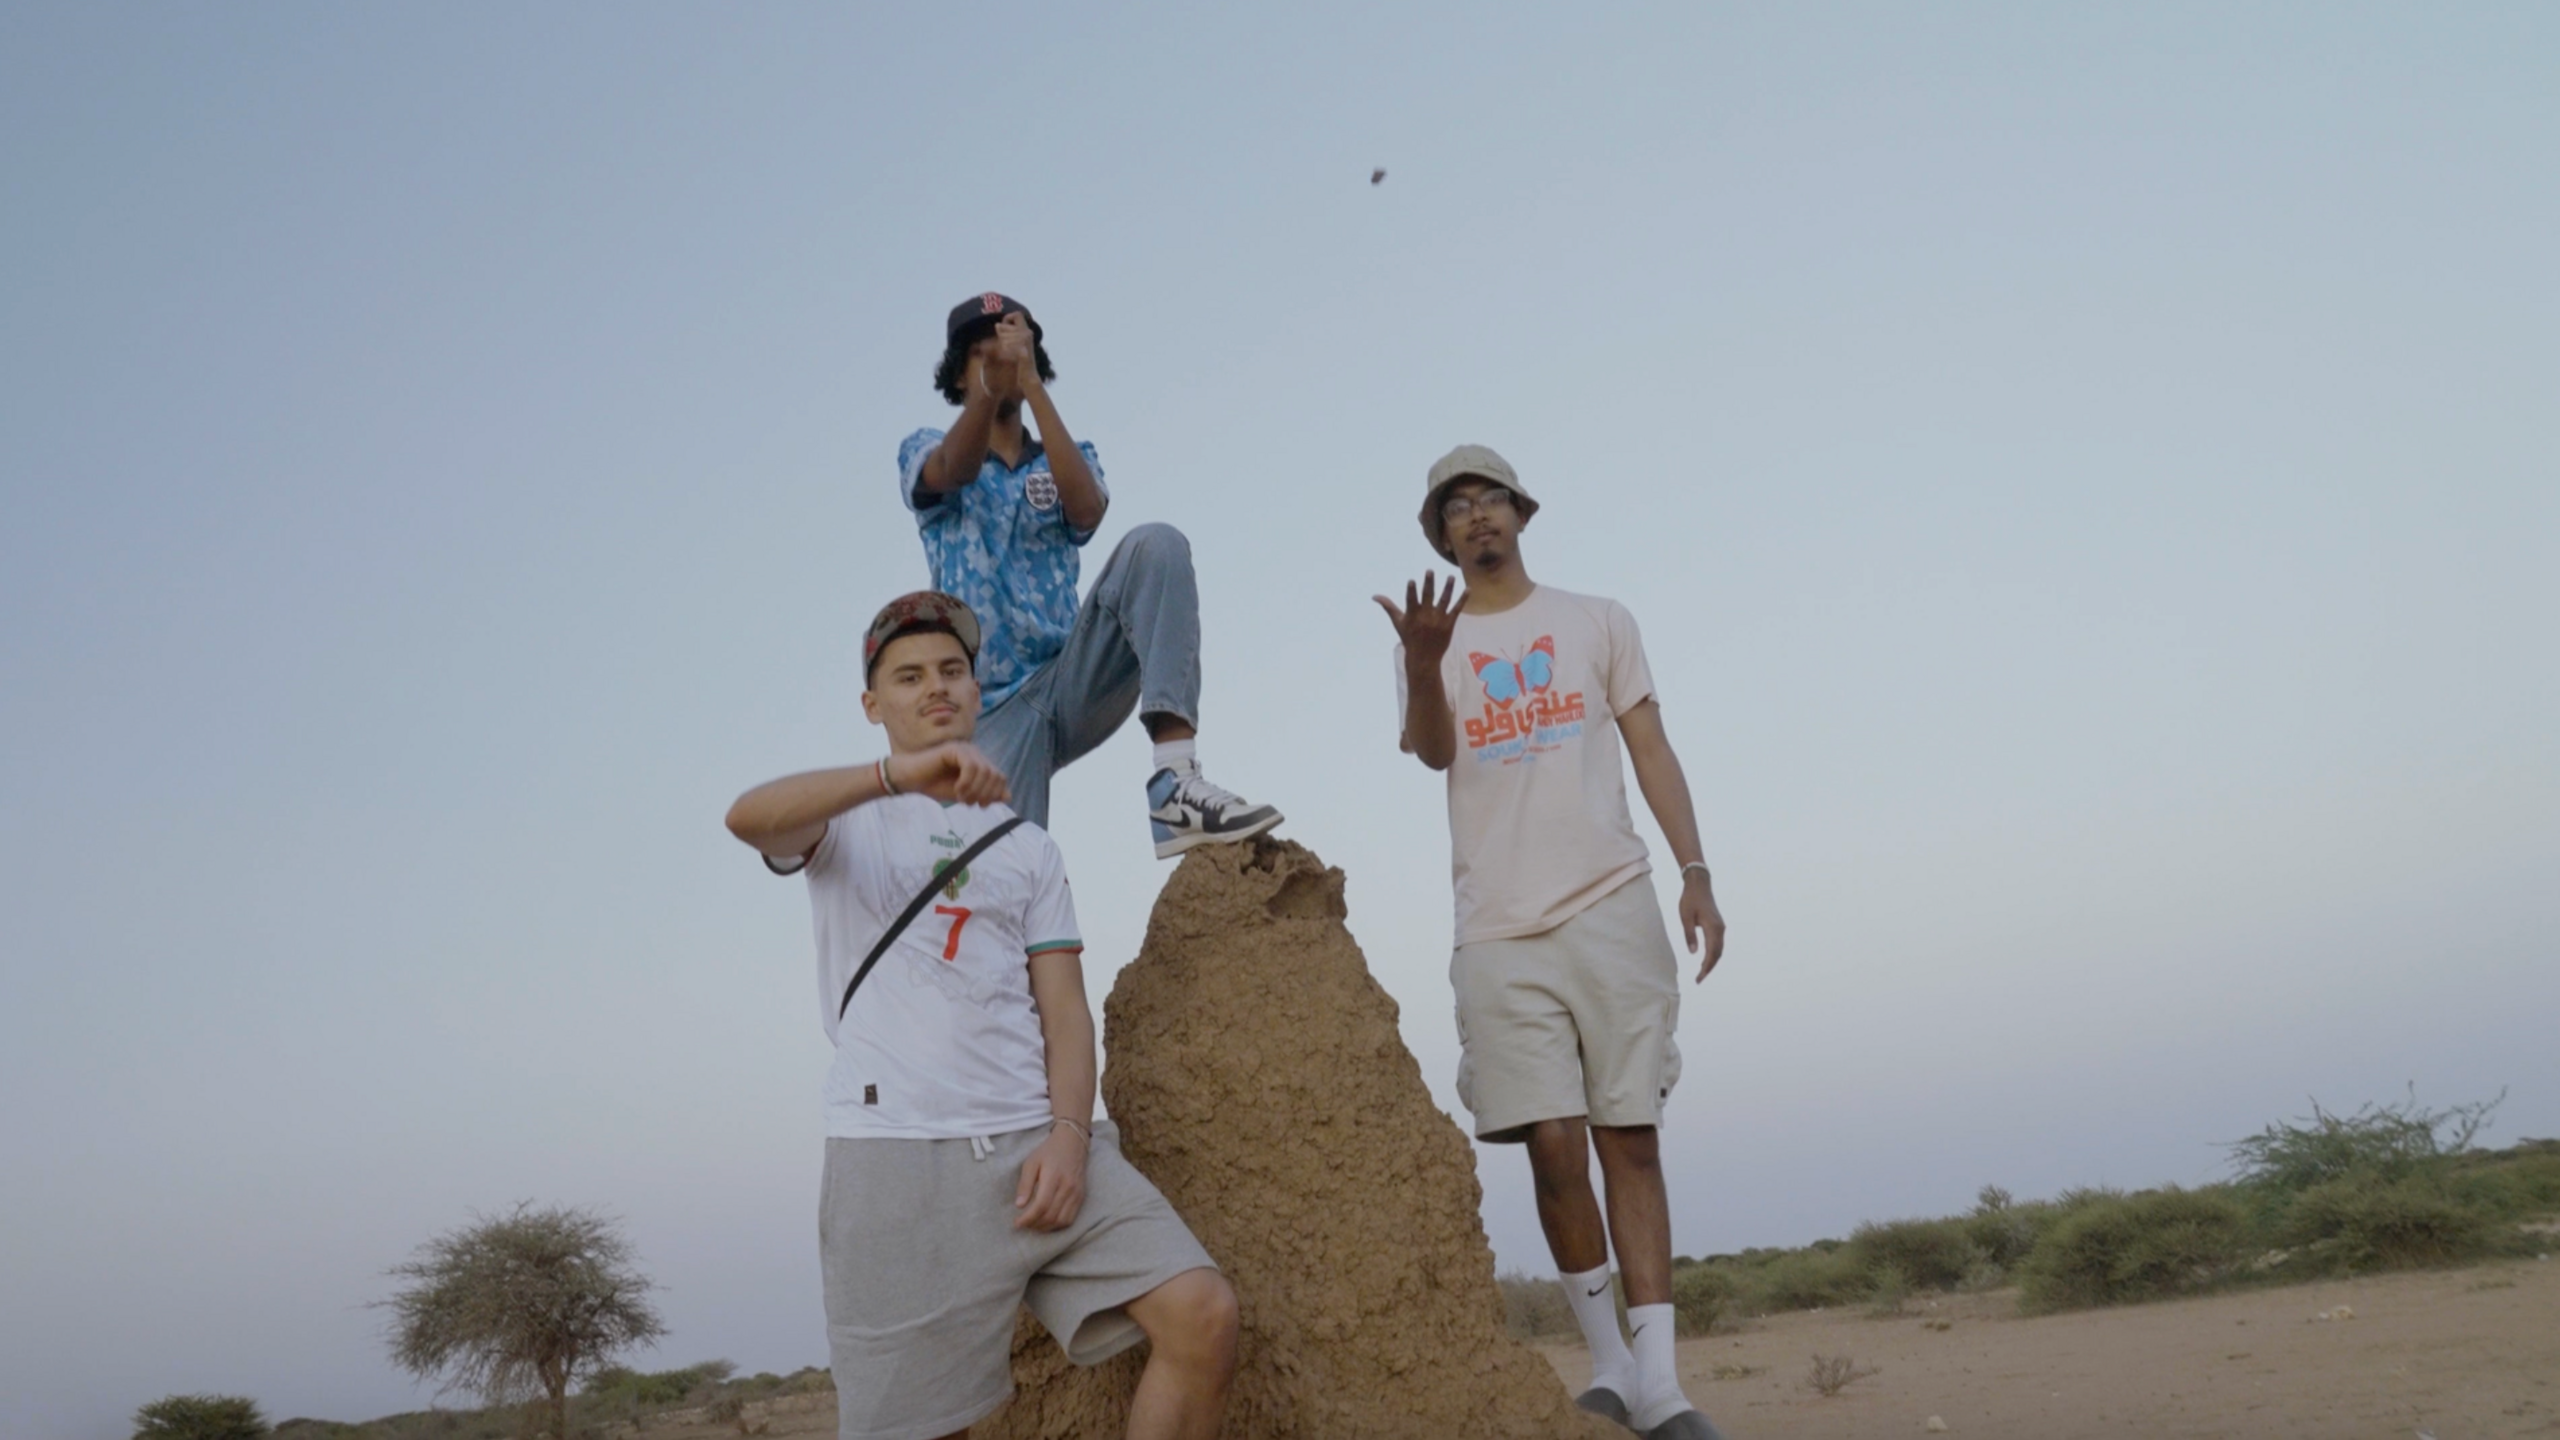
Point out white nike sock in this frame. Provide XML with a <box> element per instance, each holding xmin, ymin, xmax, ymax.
<box><xmin>1627</xmin><ymin>1301</ymin><xmax>1694</xmax><ymax>1429</ymax></box>
<box><xmin>1151</xmin><ymin>737</ymin><xmax>1197</xmax><ymax>773</ymax></box>
<box><xmin>1562</xmin><ymin>1265</ymin><xmax>1638</xmax><ymax>1397</ymax></box>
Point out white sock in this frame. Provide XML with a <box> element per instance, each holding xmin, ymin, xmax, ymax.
<box><xmin>1562</xmin><ymin>1265</ymin><xmax>1637</xmax><ymax>1397</ymax></box>
<box><xmin>1627</xmin><ymin>1301</ymin><xmax>1693</xmax><ymax>1429</ymax></box>
<box><xmin>1152</xmin><ymin>737</ymin><xmax>1197</xmax><ymax>772</ymax></box>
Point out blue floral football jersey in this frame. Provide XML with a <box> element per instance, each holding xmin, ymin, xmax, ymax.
<box><xmin>895</xmin><ymin>428</ymin><xmax>1108</xmax><ymax>711</ymax></box>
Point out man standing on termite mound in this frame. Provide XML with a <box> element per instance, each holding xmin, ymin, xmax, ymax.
<box><xmin>726</xmin><ymin>591</ymin><xmax>1238</xmax><ymax>1440</ymax></box>
<box><xmin>1374</xmin><ymin>446</ymin><xmax>1731</xmax><ymax>1440</ymax></box>
<box><xmin>898</xmin><ymin>293</ymin><xmax>1280</xmax><ymax>855</ymax></box>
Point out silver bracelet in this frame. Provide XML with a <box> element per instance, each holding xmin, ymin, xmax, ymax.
<box><xmin>1049</xmin><ymin>1116</ymin><xmax>1092</xmax><ymax>1141</ymax></box>
<box><xmin>1679</xmin><ymin>861</ymin><xmax>1711</xmax><ymax>882</ymax></box>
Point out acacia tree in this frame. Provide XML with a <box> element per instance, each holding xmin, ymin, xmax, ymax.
<box><xmin>132</xmin><ymin>1394</ymin><xmax>267</xmax><ymax>1440</ymax></box>
<box><xmin>380</xmin><ymin>1202</ymin><xmax>665</xmax><ymax>1440</ymax></box>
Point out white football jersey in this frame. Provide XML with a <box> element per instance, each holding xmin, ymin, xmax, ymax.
<box><xmin>791</xmin><ymin>796</ymin><xmax>1080</xmax><ymax>1139</ymax></box>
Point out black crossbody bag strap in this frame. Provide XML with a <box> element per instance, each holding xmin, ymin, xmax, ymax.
<box><xmin>838</xmin><ymin>815</ymin><xmax>1026</xmax><ymax>1021</ymax></box>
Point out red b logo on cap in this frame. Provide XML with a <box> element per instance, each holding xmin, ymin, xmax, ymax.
<box><xmin>980</xmin><ymin>293</ymin><xmax>1004</xmax><ymax>315</ymax></box>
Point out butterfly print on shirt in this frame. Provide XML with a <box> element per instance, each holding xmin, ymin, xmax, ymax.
<box><xmin>1469</xmin><ymin>637</ymin><xmax>1556</xmax><ymax>708</ymax></box>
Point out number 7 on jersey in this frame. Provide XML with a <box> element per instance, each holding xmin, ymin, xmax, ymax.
<box><xmin>931</xmin><ymin>905</ymin><xmax>973</xmax><ymax>961</ymax></box>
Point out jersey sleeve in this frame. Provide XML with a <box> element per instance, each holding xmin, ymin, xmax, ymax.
<box><xmin>1603</xmin><ymin>600</ymin><xmax>1659</xmax><ymax>717</ymax></box>
<box><xmin>1060</xmin><ymin>440</ymin><xmax>1108</xmax><ymax>546</ymax></box>
<box><xmin>1020</xmin><ymin>835</ymin><xmax>1082</xmax><ymax>956</ymax></box>
<box><xmin>761</xmin><ymin>825</ymin><xmax>820</xmax><ymax>877</ymax></box>
<box><xmin>801</xmin><ymin>808</ymin><xmax>898</xmax><ymax>921</ymax></box>
<box><xmin>898</xmin><ymin>428</ymin><xmax>956</xmax><ymax>521</ymax></box>
<box><xmin>765</xmin><ymin>812</ymin><xmax>840</xmax><ymax>879</ymax></box>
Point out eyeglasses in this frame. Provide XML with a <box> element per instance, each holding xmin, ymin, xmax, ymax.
<box><xmin>1441</xmin><ymin>489</ymin><xmax>1516</xmax><ymax>525</ymax></box>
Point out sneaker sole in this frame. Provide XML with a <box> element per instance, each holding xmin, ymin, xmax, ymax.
<box><xmin>1642</xmin><ymin>1412</ymin><xmax>1727</xmax><ymax>1440</ymax></box>
<box><xmin>1153</xmin><ymin>807</ymin><xmax>1284</xmax><ymax>860</ymax></box>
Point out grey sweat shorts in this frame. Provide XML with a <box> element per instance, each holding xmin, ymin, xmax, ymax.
<box><xmin>819</xmin><ymin>1120</ymin><xmax>1216</xmax><ymax>1440</ymax></box>
<box><xmin>1451</xmin><ymin>872</ymin><xmax>1684</xmax><ymax>1142</ymax></box>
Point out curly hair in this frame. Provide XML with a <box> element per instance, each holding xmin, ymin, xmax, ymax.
<box><xmin>934</xmin><ymin>321</ymin><xmax>1056</xmax><ymax>405</ymax></box>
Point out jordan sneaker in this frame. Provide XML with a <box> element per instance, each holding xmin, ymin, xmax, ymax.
<box><xmin>1147</xmin><ymin>763</ymin><xmax>1282</xmax><ymax>859</ymax></box>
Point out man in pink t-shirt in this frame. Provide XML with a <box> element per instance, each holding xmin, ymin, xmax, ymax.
<box><xmin>1375</xmin><ymin>445</ymin><xmax>1730</xmax><ymax>1440</ymax></box>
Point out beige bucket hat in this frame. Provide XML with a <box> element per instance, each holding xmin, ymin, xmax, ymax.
<box><xmin>1420</xmin><ymin>443</ymin><xmax>1540</xmax><ymax>561</ymax></box>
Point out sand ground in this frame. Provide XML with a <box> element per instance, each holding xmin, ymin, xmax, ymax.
<box><xmin>619</xmin><ymin>1257</ymin><xmax>2559</xmax><ymax>1439</ymax></box>
<box><xmin>1541</xmin><ymin>1257</ymin><xmax>2560</xmax><ymax>1440</ymax></box>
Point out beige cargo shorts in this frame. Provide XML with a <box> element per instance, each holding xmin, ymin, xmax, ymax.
<box><xmin>1451</xmin><ymin>872</ymin><xmax>1684</xmax><ymax>1142</ymax></box>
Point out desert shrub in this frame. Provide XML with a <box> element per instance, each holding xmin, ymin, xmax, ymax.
<box><xmin>2441</xmin><ymin>1164</ymin><xmax>2528</xmax><ymax>1221</ymax></box>
<box><xmin>1802</xmin><ymin>1353</ymin><xmax>1876</xmax><ymax>1397</ymax></box>
<box><xmin>2447</xmin><ymin>1141</ymin><xmax>2560</xmax><ymax>1220</ymax></box>
<box><xmin>1964</xmin><ymin>1185</ymin><xmax>2047</xmax><ymax>1271</ymax></box>
<box><xmin>2017</xmin><ymin>1185</ymin><xmax>2247</xmax><ymax>1311</ymax></box>
<box><xmin>2272</xmin><ymin>1173</ymin><xmax>2497</xmax><ymax>1273</ymax></box>
<box><xmin>1670</xmin><ymin>1262</ymin><xmax>1733</xmax><ymax>1335</ymax></box>
<box><xmin>1497</xmin><ymin>1270</ymin><xmax>1577</xmax><ymax>1339</ymax></box>
<box><xmin>2227</xmin><ymin>1088</ymin><xmax>2501</xmax><ymax>1192</ymax></box>
<box><xmin>1864</xmin><ymin>1263</ymin><xmax>1911</xmax><ymax>1317</ymax></box>
<box><xmin>581</xmin><ymin>1360</ymin><xmax>734</xmax><ymax>1408</ymax></box>
<box><xmin>2221</xmin><ymin>1092</ymin><xmax>2547</xmax><ymax>1280</ymax></box>
<box><xmin>274</xmin><ymin>1406</ymin><xmax>526</xmax><ymax>1440</ymax></box>
<box><xmin>134</xmin><ymin>1395</ymin><xmax>269</xmax><ymax>1440</ymax></box>
<box><xmin>1733</xmin><ymin>1244</ymin><xmax>1865</xmax><ymax>1314</ymax></box>
<box><xmin>1848</xmin><ymin>1217</ymin><xmax>1984</xmax><ymax>1292</ymax></box>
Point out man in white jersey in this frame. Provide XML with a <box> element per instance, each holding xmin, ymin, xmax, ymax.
<box><xmin>1373</xmin><ymin>446</ymin><xmax>1730</xmax><ymax>1440</ymax></box>
<box><xmin>726</xmin><ymin>590</ymin><xmax>1237</xmax><ymax>1440</ymax></box>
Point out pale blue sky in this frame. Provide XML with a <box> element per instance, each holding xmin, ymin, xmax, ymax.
<box><xmin>4</xmin><ymin>4</ymin><xmax>2556</xmax><ymax>1436</ymax></box>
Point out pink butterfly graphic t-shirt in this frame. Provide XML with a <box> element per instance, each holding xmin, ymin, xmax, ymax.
<box><xmin>1395</xmin><ymin>585</ymin><xmax>1659</xmax><ymax>945</ymax></box>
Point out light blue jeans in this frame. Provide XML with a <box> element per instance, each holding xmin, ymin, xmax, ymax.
<box><xmin>976</xmin><ymin>523</ymin><xmax>1201</xmax><ymax>827</ymax></box>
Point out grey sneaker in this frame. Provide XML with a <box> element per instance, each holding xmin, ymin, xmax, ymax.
<box><xmin>1575</xmin><ymin>1386</ymin><xmax>1634</xmax><ymax>1430</ymax></box>
<box><xmin>1642</xmin><ymin>1410</ymin><xmax>1728</xmax><ymax>1440</ymax></box>
<box><xmin>1147</xmin><ymin>764</ymin><xmax>1281</xmax><ymax>859</ymax></box>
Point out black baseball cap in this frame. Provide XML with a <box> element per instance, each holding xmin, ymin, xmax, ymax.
<box><xmin>945</xmin><ymin>291</ymin><xmax>1042</xmax><ymax>344</ymax></box>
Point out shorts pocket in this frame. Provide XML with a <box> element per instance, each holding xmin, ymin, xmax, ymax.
<box><xmin>1452</xmin><ymin>1004</ymin><xmax>1479</xmax><ymax>1116</ymax></box>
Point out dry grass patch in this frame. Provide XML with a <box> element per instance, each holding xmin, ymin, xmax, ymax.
<box><xmin>1803</xmin><ymin>1352</ymin><xmax>1879</xmax><ymax>1397</ymax></box>
<box><xmin>1708</xmin><ymin>1363</ymin><xmax>1765</xmax><ymax>1382</ymax></box>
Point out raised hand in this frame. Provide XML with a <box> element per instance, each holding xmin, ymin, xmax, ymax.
<box><xmin>887</xmin><ymin>742</ymin><xmax>1012</xmax><ymax>806</ymax></box>
<box><xmin>972</xmin><ymin>348</ymin><xmax>1019</xmax><ymax>405</ymax></box>
<box><xmin>989</xmin><ymin>311</ymin><xmax>1038</xmax><ymax>398</ymax></box>
<box><xmin>1371</xmin><ymin>568</ymin><xmax>1467</xmax><ymax>669</ymax></box>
